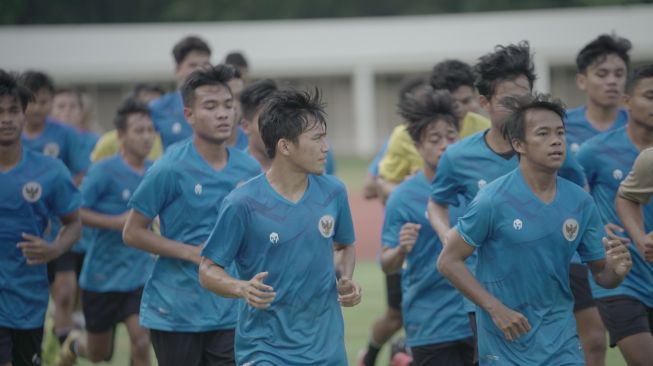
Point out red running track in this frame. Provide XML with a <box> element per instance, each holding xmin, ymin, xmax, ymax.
<box><xmin>348</xmin><ymin>193</ymin><xmax>385</xmax><ymax>261</ymax></box>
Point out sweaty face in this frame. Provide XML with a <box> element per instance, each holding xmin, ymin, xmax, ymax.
<box><xmin>483</xmin><ymin>75</ymin><xmax>532</xmax><ymax>128</ymax></box>
<box><xmin>51</xmin><ymin>92</ymin><xmax>83</xmax><ymax>127</ymax></box>
<box><xmin>186</xmin><ymin>85</ymin><xmax>235</xmax><ymax>144</ymax></box>
<box><xmin>119</xmin><ymin>113</ymin><xmax>155</xmax><ymax>160</ymax></box>
<box><xmin>175</xmin><ymin>50</ymin><xmax>211</xmax><ymax>85</ymax></box>
<box><xmin>415</xmin><ymin>119</ymin><xmax>458</xmax><ymax>169</ymax></box>
<box><xmin>578</xmin><ymin>54</ymin><xmax>627</xmax><ymax>109</ymax></box>
<box><xmin>626</xmin><ymin>77</ymin><xmax>653</xmax><ymax>129</ymax></box>
<box><xmin>0</xmin><ymin>95</ymin><xmax>25</xmax><ymax>146</ymax></box>
<box><xmin>25</xmin><ymin>88</ymin><xmax>52</xmax><ymax>128</ymax></box>
<box><xmin>287</xmin><ymin>121</ymin><xmax>329</xmax><ymax>175</ymax></box>
<box><xmin>515</xmin><ymin>109</ymin><xmax>566</xmax><ymax>172</ymax></box>
<box><xmin>451</xmin><ymin>85</ymin><xmax>479</xmax><ymax>120</ymax></box>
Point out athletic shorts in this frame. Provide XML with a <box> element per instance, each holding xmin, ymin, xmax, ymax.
<box><xmin>0</xmin><ymin>327</ymin><xmax>43</xmax><ymax>366</ymax></box>
<box><xmin>386</xmin><ymin>272</ymin><xmax>402</xmax><ymax>310</ymax></box>
<box><xmin>569</xmin><ymin>263</ymin><xmax>595</xmax><ymax>312</ymax></box>
<box><xmin>411</xmin><ymin>338</ymin><xmax>475</xmax><ymax>366</ymax></box>
<box><xmin>47</xmin><ymin>252</ymin><xmax>85</xmax><ymax>284</ymax></box>
<box><xmin>82</xmin><ymin>287</ymin><xmax>143</xmax><ymax>333</ymax></box>
<box><xmin>596</xmin><ymin>295</ymin><xmax>653</xmax><ymax>347</ymax></box>
<box><xmin>150</xmin><ymin>328</ymin><xmax>235</xmax><ymax>366</ymax></box>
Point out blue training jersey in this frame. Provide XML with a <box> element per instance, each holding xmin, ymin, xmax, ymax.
<box><xmin>576</xmin><ymin>127</ymin><xmax>653</xmax><ymax>307</ymax></box>
<box><xmin>72</xmin><ymin>129</ymin><xmax>99</xmax><ymax>254</ymax></box>
<box><xmin>202</xmin><ymin>173</ymin><xmax>356</xmax><ymax>366</ymax></box>
<box><xmin>79</xmin><ymin>155</ymin><xmax>154</xmax><ymax>292</ymax></box>
<box><xmin>149</xmin><ymin>91</ymin><xmax>192</xmax><ymax>149</ymax></box>
<box><xmin>565</xmin><ymin>106</ymin><xmax>628</xmax><ymax>154</ymax></box>
<box><xmin>231</xmin><ymin>126</ymin><xmax>249</xmax><ymax>151</ymax></box>
<box><xmin>0</xmin><ymin>149</ymin><xmax>81</xmax><ymax>329</ymax></box>
<box><xmin>22</xmin><ymin>117</ymin><xmax>87</xmax><ymax>175</ymax></box>
<box><xmin>128</xmin><ymin>139</ymin><xmax>261</xmax><ymax>331</ymax></box>
<box><xmin>382</xmin><ymin>172</ymin><xmax>471</xmax><ymax>348</ymax></box>
<box><xmin>457</xmin><ymin>168</ymin><xmax>605</xmax><ymax>365</ymax></box>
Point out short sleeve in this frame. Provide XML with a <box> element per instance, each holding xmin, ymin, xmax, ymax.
<box><xmin>202</xmin><ymin>196</ymin><xmax>247</xmax><ymax>268</ymax></box>
<box><xmin>381</xmin><ymin>191</ymin><xmax>406</xmax><ymax>248</ymax></box>
<box><xmin>455</xmin><ymin>190</ymin><xmax>493</xmax><ymax>248</ymax></box>
<box><xmin>334</xmin><ymin>186</ymin><xmax>356</xmax><ymax>245</ymax></box>
<box><xmin>577</xmin><ymin>199</ymin><xmax>607</xmax><ymax>263</ymax></box>
<box><xmin>128</xmin><ymin>160</ymin><xmax>178</xmax><ymax>219</ymax></box>
<box><xmin>430</xmin><ymin>151</ymin><xmax>461</xmax><ymax>207</ymax></box>
<box><xmin>79</xmin><ymin>163</ymin><xmax>106</xmax><ymax>209</ymax></box>
<box><xmin>618</xmin><ymin>148</ymin><xmax>653</xmax><ymax>204</ymax></box>
<box><xmin>50</xmin><ymin>161</ymin><xmax>82</xmax><ymax>216</ymax></box>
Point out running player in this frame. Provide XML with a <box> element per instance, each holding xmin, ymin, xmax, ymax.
<box><xmin>438</xmin><ymin>93</ymin><xmax>631</xmax><ymax>365</ymax></box>
<box><xmin>122</xmin><ymin>65</ymin><xmax>260</xmax><ymax>366</ymax></box>
<box><xmin>0</xmin><ymin>69</ymin><xmax>82</xmax><ymax>366</ymax></box>
<box><xmin>576</xmin><ymin>64</ymin><xmax>653</xmax><ymax>366</ymax></box>
<box><xmin>380</xmin><ymin>89</ymin><xmax>473</xmax><ymax>366</ymax></box>
<box><xmin>58</xmin><ymin>99</ymin><xmax>156</xmax><ymax>366</ymax></box>
<box><xmin>199</xmin><ymin>88</ymin><xmax>362</xmax><ymax>365</ymax></box>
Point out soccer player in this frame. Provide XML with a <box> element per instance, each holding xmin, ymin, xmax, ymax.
<box><xmin>380</xmin><ymin>89</ymin><xmax>473</xmax><ymax>366</ymax></box>
<box><xmin>224</xmin><ymin>51</ymin><xmax>249</xmax><ymax>81</ymax></box>
<box><xmin>0</xmin><ymin>69</ymin><xmax>82</xmax><ymax>366</ymax></box>
<box><xmin>58</xmin><ymin>99</ymin><xmax>156</xmax><ymax>366</ymax></box>
<box><xmin>149</xmin><ymin>35</ymin><xmax>211</xmax><ymax>149</ymax></box>
<box><xmin>239</xmin><ymin>79</ymin><xmax>279</xmax><ymax>170</ymax></box>
<box><xmin>576</xmin><ymin>64</ymin><xmax>653</xmax><ymax>366</ymax></box>
<box><xmin>198</xmin><ymin>88</ymin><xmax>362</xmax><ymax>365</ymax></box>
<box><xmin>438</xmin><ymin>93</ymin><xmax>632</xmax><ymax>365</ymax></box>
<box><xmin>224</xmin><ymin>67</ymin><xmax>249</xmax><ymax>151</ymax></box>
<box><xmin>122</xmin><ymin>65</ymin><xmax>260</xmax><ymax>366</ymax></box>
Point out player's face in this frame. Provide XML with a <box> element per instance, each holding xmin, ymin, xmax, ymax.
<box><xmin>516</xmin><ymin>109</ymin><xmax>566</xmax><ymax>171</ymax></box>
<box><xmin>51</xmin><ymin>92</ymin><xmax>82</xmax><ymax>127</ymax></box>
<box><xmin>186</xmin><ymin>85</ymin><xmax>235</xmax><ymax>144</ymax></box>
<box><xmin>0</xmin><ymin>95</ymin><xmax>24</xmax><ymax>146</ymax></box>
<box><xmin>287</xmin><ymin>120</ymin><xmax>329</xmax><ymax>175</ymax></box>
<box><xmin>24</xmin><ymin>88</ymin><xmax>52</xmax><ymax>127</ymax></box>
<box><xmin>625</xmin><ymin>77</ymin><xmax>653</xmax><ymax>129</ymax></box>
<box><xmin>482</xmin><ymin>75</ymin><xmax>531</xmax><ymax>128</ymax></box>
<box><xmin>175</xmin><ymin>50</ymin><xmax>211</xmax><ymax>84</ymax></box>
<box><xmin>577</xmin><ymin>54</ymin><xmax>627</xmax><ymax>108</ymax></box>
<box><xmin>120</xmin><ymin>113</ymin><xmax>155</xmax><ymax>160</ymax></box>
<box><xmin>416</xmin><ymin>119</ymin><xmax>458</xmax><ymax>168</ymax></box>
<box><xmin>227</xmin><ymin>78</ymin><xmax>244</xmax><ymax>125</ymax></box>
<box><xmin>451</xmin><ymin>85</ymin><xmax>478</xmax><ymax>120</ymax></box>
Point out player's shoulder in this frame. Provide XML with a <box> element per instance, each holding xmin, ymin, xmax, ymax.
<box><xmin>447</xmin><ymin>130</ymin><xmax>486</xmax><ymax>157</ymax></box>
<box><xmin>25</xmin><ymin>149</ymin><xmax>70</xmax><ymax>177</ymax></box>
<box><xmin>311</xmin><ymin>173</ymin><xmax>348</xmax><ymax>194</ymax></box>
<box><xmin>564</xmin><ymin>106</ymin><xmax>587</xmax><ymax>124</ymax></box>
<box><xmin>388</xmin><ymin>172</ymin><xmax>426</xmax><ymax>204</ymax></box>
<box><xmin>580</xmin><ymin>126</ymin><xmax>626</xmax><ymax>151</ymax></box>
<box><xmin>45</xmin><ymin>118</ymin><xmax>79</xmax><ymax>136</ymax></box>
<box><xmin>228</xmin><ymin>146</ymin><xmax>262</xmax><ymax>173</ymax></box>
<box><xmin>223</xmin><ymin>173</ymin><xmax>265</xmax><ymax>205</ymax></box>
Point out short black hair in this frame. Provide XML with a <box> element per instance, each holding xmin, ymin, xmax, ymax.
<box><xmin>172</xmin><ymin>35</ymin><xmax>211</xmax><ymax>65</ymax></box>
<box><xmin>401</xmin><ymin>89</ymin><xmax>459</xmax><ymax>143</ymax></box>
<box><xmin>475</xmin><ymin>41</ymin><xmax>536</xmax><ymax>99</ymax></box>
<box><xmin>398</xmin><ymin>75</ymin><xmax>428</xmax><ymax>105</ymax></box>
<box><xmin>225</xmin><ymin>51</ymin><xmax>249</xmax><ymax>69</ymax></box>
<box><xmin>240</xmin><ymin>79</ymin><xmax>278</xmax><ymax>121</ymax></box>
<box><xmin>0</xmin><ymin>69</ymin><xmax>33</xmax><ymax>112</ymax></box>
<box><xmin>576</xmin><ymin>34</ymin><xmax>632</xmax><ymax>74</ymax></box>
<box><xmin>19</xmin><ymin>70</ymin><xmax>55</xmax><ymax>95</ymax></box>
<box><xmin>259</xmin><ymin>88</ymin><xmax>327</xmax><ymax>159</ymax></box>
<box><xmin>180</xmin><ymin>64</ymin><xmax>235</xmax><ymax>108</ymax></box>
<box><xmin>114</xmin><ymin>98</ymin><xmax>151</xmax><ymax>132</ymax></box>
<box><xmin>430</xmin><ymin>60</ymin><xmax>475</xmax><ymax>93</ymax></box>
<box><xmin>625</xmin><ymin>64</ymin><xmax>653</xmax><ymax>95</ymax></box>
<box><xmin>501</xmin><ymin>93</ymin><xmax>566</xmax><ymax>151</ymax></box>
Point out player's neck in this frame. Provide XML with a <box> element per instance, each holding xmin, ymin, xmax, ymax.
<box><xmin>23</xmin><ymin>119</ymin><xmax>46</xmax><ymax>137</ymax></box>
<box><xmin>626</xmin><ymin>121</ymin><xmax>653</xmax><ymax>151</ymax></box>
<box><xmin>0</xmin><ymin>142</ymin><xmax>22</xmax><ymax>172</ymax></box>
<box><xmin>193</xmin><ymin>135</ymin><xmax>228</xmax><ymax>170</ymax></box>
<box><xmin>121</xmin><ymin>150</ymin><xmax>146</xmax><ymax>173</ymax></box>
<box><xmin>485</xmin><ymin>127</ymin><xmax>513</xmax><ymax>155</ymax></box>
<box><xmin>266</xmin><ymin>160</ymin><xmax>309</xmax><ymax>203</ymax></box>
<box><xmin>249</xmin><ymin>145</ymin><xmax>271</xmax><ymax>171</ymax></box>
<box><xmin>585</xmin><ymin>100</ymin><xmax>619</xmax><ymax>131</ymax></box>
<box><xmin>423</xmin><ymin>165</ymin><xmax>436</xmax><ymax>183</ymax></box>
<box><xmin>519</xmin><ymin>162</ymin><xmax>557</xmax><ymax>204</ymax></box>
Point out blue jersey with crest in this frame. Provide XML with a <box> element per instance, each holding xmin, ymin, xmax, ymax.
<box><xmin>0</xmin><ymin>149</ymin><xmax>81</xmax><ymax>329</ymax></box>
<box><xmin>565</xmin><ymin>106</ymin><xmax>628</xmax><ymax>155</ymax></box>
<box><xmin>202</xmin><ymin>173</ymin><xmax>355</xmax><ymax>365</ymax></box>
<box><xmin>128</xmin><ymin>139</ymin><xmax>260</xmax><ymax>331</ymax></box>
<box><xmin>456</xmin><ymin>168</ymin><xmax>605</xmax><ymax>365</ymax></box>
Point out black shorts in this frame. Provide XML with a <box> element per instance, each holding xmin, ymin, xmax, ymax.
<box><xmin>82</xmin><ymin>287</ymin><xmax>143</xmax><ymax>333</ymax></box>
<box><xmin>150</xmin><ymin>328</ymin><xmax>235</xmax><ymax>366</ymax></box>
<box><xmin>0</xmin><ymin>327</ymin><xmax>43</xmax><ymax>366</ymax></box>
<box><xmin>47</xmin><ymin>251</ymin><xmax>85</xmax><ymax>284</ymax></box>
<box><xmin>386</xmin><ymin>272</ymin><xmax>402</xmax><ymax>310</ymax></box>
<box><xmin>569</xmin><ymin>263</ymin><xmax>595</xmax><ymax>312</ymax></box>
<box><xmin>596</xmin><ymin>295</ymin><xmax>653</xmax><ymax>347</ymax></box>
<box><xmin>411</xmin><ymin>338</ymin><xmax>475</xmax><ymax>366</ymax></box>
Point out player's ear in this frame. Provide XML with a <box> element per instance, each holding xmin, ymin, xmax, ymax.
<box><xmin>277</xmin><ymin>138</ymin><xmax>291</xmax><ymax>157</ymax></box>
<box><xmin>512</xmin><ymin>138</ymin><xmax>526</xmax><ymax>155</ymax></box>
<box><xmin>479</xmin><ymin>95</ymin><xmax>490</xmax><ymax>113</ymax></box>
<box><xmin>575</xmin><ymin>73</ymin><xmax>587</xmax><ymax>92</ymax></box>
<box><xmin>183</xmin><ymin>106</ymin><xmax>194</xmax><ymax>126</ymax></box>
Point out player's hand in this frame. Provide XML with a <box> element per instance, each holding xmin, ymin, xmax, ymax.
<box><xmin>240</xmin><ymin>272</ymin><xmax>276</xmax><ymax>309</ymax></box>
<box><xmin>604</xmin><ymin>223</ymin><xmax>631</xmax><ymax>244</ymax></box>
<box><xmin>337</xmin><ymin>277</ymin><xmax>362</xmax><ymax>307</ymax></box>
<box><xmin>603</xmin><ymin>237</ymin><xmax>632</xmax><ymax>277</ymax></box>
<box><xmin>17</xmin><ymin>233</ymin><xmax>61</xmax><ymax>265</ymax></box>
<box><xmin>488</xmin><ymin>302</ymin><xmax>531</xmax><ymax>342</ymax></box>
<box><xmin>399</xmin><ymin>223</ymin><xmax>421</xmax><ymax>254</ymax></box>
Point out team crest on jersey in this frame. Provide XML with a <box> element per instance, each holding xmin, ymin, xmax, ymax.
<box><xmin>122</xmin><ymin>189</ymin><xmax>131</xmax><ymax>201</ymax></box>
<box><xmin>478</xmin><ymin>179</ymin><xmax>487</xmax><ymax>189</ymax></box>
<box><xmin>513</xmin><ymin>219</ymin><xmax>523</xmax><ymax>230</ymax></box>
<box><xmin>613</xmin><ymin>169</ymin><xmax>624</xmax><ymax>180</ymax></box>
<box><xmin>43</xmin><ymin>142</ymin><xmax>60</xmax><ymax>157</ymax></box>
<box><xmin>563</xmin><ymin>218</ymin><xmax>579</xmax><ymax>242</ymax></box>
<box><xmin>269</xmin><ymin>232</ymin><xmax>279</xmax><ymax>245</ymax></box>
<box><xmin>172</xmin><ymin>122</ymin><xmax>182</xmax><ymax>134</ymax></box>
<box><xmin>194</xmin><ymin>183</ymin><xmax>202</xmax><ymax>195</ymax></box>
<box><xmin>570</xmin><ymin>143</ymin><xmax>580</xmax><ymax>154</ymax></box>
<box><xmin>22</xmin><ymin>181</ymin><xmax>42</xmax><ymax>203</ymax></box>
<box><xmin>319</xmin><ymin>215</ymin><xmax>335</xmax><ymax>238</ymax></box>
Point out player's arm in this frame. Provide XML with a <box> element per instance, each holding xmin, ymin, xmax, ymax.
<box><xmin>616</xmin><ymin>196</ymin><xmax>653</xmax><ymax>261</ymax></box>
<box><xmin>334</xmin><ymin>242</ymin><xmax>362</xmax><ymax>307</ymax></box>
<box><xmin>437</xmin><ymin>228</ymin><xmax>531</xmax><ymax>341</ymax></box>
<box><xmin>122</xmin><ymin>209</ymin><xmax>201</xmax><ymax>264</ymax></box>
<box><xmin>381</xmin><ymin>223</ymin><xmax>420</xmax><ymax>274</ymax></box>
<box><xmin>199</xmin><ymin>258</ymin><xmax>276</xmax><ymax>309</ymax></box>
<box><xmin>80</xmin><ymin>208</ymin><xmax>129</xmax><ymax>231</ymax></box>
<box><xmin>587</xmin><ymin>237</ymin><xmax>633</xmax><ymax>288</ymax></box>
<box><xmin>18</xmin><ymin>210</ymin><xmax>82</xmax><ymax>265</ymax></box>
<box><xmin>427</xmin><ymin>199</ymin><xmax>450</xmax><ymax>245</ymax></box>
